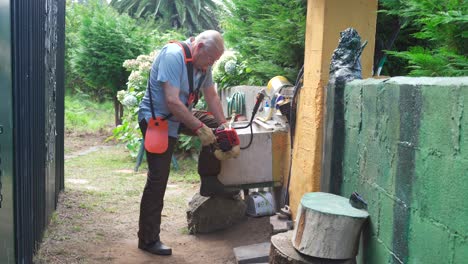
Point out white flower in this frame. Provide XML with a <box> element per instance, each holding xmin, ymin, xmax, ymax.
<box><xmin>136</xmin><ymin>54</ymin><xmax>151</xmax><ymax>62</ymax></box>
<box><xmin>224</xmin><ymin>60</ymin><xmax>237</xmax><ymax>75</ymax></box>
<box><xmin>149</xmin><ymin>50</ymin><xmax>159</xmax><ymax>59</ymax></box>
<box><xmin>128</xmin><ymin>71</ymin><xmax>144</xmax><ymax>83</ymax></box>
<box><xmin>138</xmin><ymin>62</ymin><xmax>152</xmax><ymax>72</ymax></box>
<box><xmin>122</xmin><ymin>94</ymin><xmax>138</xmax><ymax>107</ymax></box>
<box><xmin>117</xmin><ymin>90</ymin><xmax>127</xmax><ymax>102</ymax></box>
<box><xmin>212</xmin><ymin>66</ymin><xmax>221</xmax><ymax>81</ymax></box>
<box><xmin>123</xmin><ymin>59</ymin><xmax>139</xmax><ymax>70</ymax></box>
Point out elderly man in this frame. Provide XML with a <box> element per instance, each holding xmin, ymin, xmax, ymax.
<box><xmin>137</xmin><ymin>30</ymin><xmax>239</xmax><ymax>255</ymax></box>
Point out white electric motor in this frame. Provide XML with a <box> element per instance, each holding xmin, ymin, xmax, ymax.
<box><xmin>246</xmin><ymin>191</ymin><xmax>275</xmax><ymax>217</ymax></box>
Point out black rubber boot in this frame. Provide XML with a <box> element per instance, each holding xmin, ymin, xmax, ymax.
<box><xmin>138</xmin><ymin>239</ymin><xmax>172</xmax><ymax>255</ymax></box>
<box><xmin>200</xmin><ymin>176</ymin><xmax>240</xmax><ymax>197</ymax></box>
<box><xmin>198</xmin><ymin>146</ymin><xmax>240</xmax><ymax>198</ymax></box>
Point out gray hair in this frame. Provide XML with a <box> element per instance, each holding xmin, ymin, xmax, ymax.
<box><xmin>194</xmin><ymin>30</ymin><xmax>224</xmax><ymax>53</ymax></box>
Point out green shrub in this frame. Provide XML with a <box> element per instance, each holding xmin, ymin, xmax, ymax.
<box><xmin>68</xmin><ymin>0</ymin><xmax>151</xmax><ymax>125</ymax></box>
<box><xmin>111</xmin><ymin>51</ymin><xmax>158</xmax><ymax>157</ymax></box>
<box><xmin>220</xmin><ymin>0</ymin><xmax>306</xmax><ymax>85</ymax></box>
<box><xmin>113</xmin><ymin>33</ymin><xmax>203</xmax><ymax>158</ymax></box>
<box><xmin>380</xmin><ymin>0</ymin><xmax>467</xmax><ymax>76</ymax></box>
<box><xmin>212</xmin><ymin>51</ymin><xmax>252</xmax><ymax>90</ymax></box>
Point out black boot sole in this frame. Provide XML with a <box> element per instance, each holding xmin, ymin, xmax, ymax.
<box><xmin>138</xmin><ymin>241</ymin><xmax>172</xmax><ymax>255</ymax></box>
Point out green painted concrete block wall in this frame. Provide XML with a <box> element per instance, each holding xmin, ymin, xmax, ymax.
<box><xmin>341</xmin><ymin>77</ymin><xmax>468</xmax><ymax>264</ymax></box>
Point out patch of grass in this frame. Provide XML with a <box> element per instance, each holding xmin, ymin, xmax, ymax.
<box><xmin>65</xmin><ymin>145</ymin><xmax>198</xmax><ymax>206</ymax></box>
<box><xmin>170</xmin><ymin>158</ymin><xmax>200</xmax><ymax>183</ymax></box>
<box><xmin>179</xmin><ymin>227</ymin><xmax>189</xmax><ymax>235</ymax></box>
<box><xmin>65</xmin><ymin>94</ymin><xmax>114</xmax><ymax>134</ymax></box>
<box><xmin>36</xmin><ymin>143</ymin><xmax>200</xmax><ymax>263</ymax></box>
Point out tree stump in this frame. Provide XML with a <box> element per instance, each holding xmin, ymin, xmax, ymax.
<box><xmin>291</xmin><ymin>192</ymin><xmax>369</xmax><ymax>259</ymax></box>
<box><xmin>270</xmin><ymin>231</ymin><xmax>356</xmax><ymax>264</ymax></box>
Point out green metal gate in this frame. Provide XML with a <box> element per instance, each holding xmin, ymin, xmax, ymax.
<box><xmin>0</xmin><ymin>0</ymin><xmax>65</xmax><ymax>263</ymax></box>
<box><xmin>0</xmin><ymin>0</ymin><xmax>15</xmax><ymax>261</ymax></box>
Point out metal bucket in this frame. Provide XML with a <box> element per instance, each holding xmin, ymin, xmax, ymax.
<box><xmin>267</xmin><ymin>76</ymin><xmax>293</xmax><ymax>96</ymax></box>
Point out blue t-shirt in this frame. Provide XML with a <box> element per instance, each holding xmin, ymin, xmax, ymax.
<box><xmin>138</xmin><ymin>39</ymin><xmax>214</xmax><ymax>138</ymax></box>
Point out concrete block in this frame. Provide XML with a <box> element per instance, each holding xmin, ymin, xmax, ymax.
<box><xmin>418</xmin><ymin>86</ymin><xmax>467</xmax><ymax>156</ymax></box>
<box><xmin>407</xmin><ymin>214</ymin><xmax>452</xmax><ymax>264</ymax></box>
<box><xmin>413</xmin><ymin>156</ymin><xmax>468</xmax><ymax>235</ymax></box>
<box><xmin>234</xmin><ymin>242</ymin><xmax>270</xmax><ymax>264</ymax></box>
<box><xmin>360</xmin><ymin>235</ymin><xmax>394</xmax><ymax>264</ymax></box>
<box><xmin>454</xmin><ymin>236</ymin><xmax>468</xmax><ymax>264</ymax></box>
<box><xmin>269</xmin><ymin>214</ymin><xmax>293</xmax><ymax>234</ymax></box>
<box><xmin>378</xmin><ymin>194</ymin><xmax>395</xmax><ymax>247</ymax></box>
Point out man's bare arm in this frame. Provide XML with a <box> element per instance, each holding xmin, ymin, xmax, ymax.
<box><xmin>203</xmin><ymin>85</ymin><xmax>227</xmax><ymax>124</ymax></box>
<box><xmin>163</xmin><ymin>82</ymin><xmax>201</xmax><ymax>129</ymax></box>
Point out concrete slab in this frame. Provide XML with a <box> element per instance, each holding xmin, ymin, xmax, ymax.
<box><xmin>233</xmin><ymin>242</ymin><xmax>270</xmax><ymax>264</ymax></box>
<box><xmin>270</xmin><ymin>214</ymin><xmax>293</xmax><ymax>234</ymax></box>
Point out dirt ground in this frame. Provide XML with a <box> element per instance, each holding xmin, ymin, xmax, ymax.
<box><xmin>35</xmin><ymin>132</ymin><xmax>272</xmax><ymax>264</ymax></box>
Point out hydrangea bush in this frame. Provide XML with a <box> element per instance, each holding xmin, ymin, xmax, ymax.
<box><xmin>212</xmin><ymin>51</ymin><xmax>251</xmax><ymax>90</ymax></box>
<box><xmin>112</xmin><ymin>51</ymin><xmax>158</xmax><ymax>157</ymax></box>
<box><xmin>113</xmin><ymin>49</ymin><xmax>203</xmax><ymax>158</ymax></box>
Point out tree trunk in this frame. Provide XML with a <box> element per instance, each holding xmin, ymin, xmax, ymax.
<box><xmin>291</xmin><ymin>192</ymin><xmax>369</xmax><ymax>259</ymax></box>
<box><xmin>114</xmin><ymin>96</ymin><xmax>122</xmax><ymax>126</ymax></box>
<box><xmin>270</xmin><ymin>231</ymin><xmax>356</xmax><ymax>264</ymax></box>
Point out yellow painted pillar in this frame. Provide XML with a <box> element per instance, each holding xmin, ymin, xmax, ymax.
<box><xmin>289</xmin><ymin>0</ymin><xmax>377</xmax><ymax>218</ymax></box>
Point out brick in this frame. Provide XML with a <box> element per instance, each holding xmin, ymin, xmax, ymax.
<box><xmin>453</xmin><ymin>236</ymin><xmax>468</xmax><ymax>264</ymax></box>
<box><xmin>407</xmin><ymin>214</ymin><xmax>452</xmax><ymax>263</ymax></box>
<box><xmin>413</xmin><ymin>156</ymin><xmax>468</xmax><ymax>235</ymax></box>
<box><xmin>233</xmin><ymin>242</ymin><xmax>270</xmax><ymax>264</ymax></box>
<box><xmin>269</xmin><ymin>214</ymin><xmax>293</xmax><ymax>235</ymax></box>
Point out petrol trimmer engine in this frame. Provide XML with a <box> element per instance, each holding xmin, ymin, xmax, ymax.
<box><xmin>215</xmin><ymin>126</ymin><xmax>240</xmax><ymax>152</ymax></box>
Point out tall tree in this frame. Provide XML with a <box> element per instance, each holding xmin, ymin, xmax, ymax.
<box><xmin>109</xmin><ymin>0</ymin><xmax>221</xmax><ymax>34</ymax></box>
<box><xmin>70</xmin><ymin>0</ymin><xmax>150</xmax><ymax>125</ymax></box>
<box><xmin>378</xmin><ymin>0</ymin><xmax>467</xmax><ymax>76</ymax></box>
<box><xmin>221</xmin><ymin>0</ymin><xmax>307</xmax><ymax>84</ymax></box>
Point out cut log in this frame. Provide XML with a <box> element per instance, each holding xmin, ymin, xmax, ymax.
<box><xmin>291</xmin><ymin>192</ymin><xmax>369</xmax><ymax>259</ymax></box>
<box><xmin>270</xmin><ymin>231</ymin><xmax>356</xmax><ymax>264</ymax></box>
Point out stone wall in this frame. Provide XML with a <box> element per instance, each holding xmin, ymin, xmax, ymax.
<box><xmin>340</xmin><ymin>77</ymin><xmax>468</xmax><ymax>263</ymax></box>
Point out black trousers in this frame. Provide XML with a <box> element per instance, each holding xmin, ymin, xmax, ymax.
<box><xmin>138</xmin><ymin>110</ymin><xmax>221</xmax><ymax>244</ymax></box>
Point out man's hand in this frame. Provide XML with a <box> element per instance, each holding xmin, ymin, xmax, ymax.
<box><xmin>214</xmin><ymin>145</ymin><xmax>240</xmax><ymax>161</ymax></box>
<box><xmin>194</xmin><ymin>123</ymin><xmax>217</xmax><ymax>146</ymax></box>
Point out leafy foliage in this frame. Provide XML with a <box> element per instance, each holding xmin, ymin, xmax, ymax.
<box><xmin>67</xmin><ymin>0</ymin><xmax>151</xmax><ymax>125</ymax></box>
<box><xmin>113</xmin><ymin>40</ymin><xmax>203</xmax><ymax>158</ymax></box>
<box><xmin>378</xmin><ymin>0</ymin><xmax>467</xmax><ymax>76</ymax></box>
<box><xmin>70</xmin><ymin>0</ymin><xmax>150</xmax><ymax>99</ymax></box>
<box><xmin>220</xmin><ymin>0</ymin><xmax>306</xmax><ymax>85</ymax></box>
<box><xmin>110</xmin><ymin>0</ymin><xmax>221</xmax><ymax>35</ymax></box>
<box><xmin>387</xmin><ymin>47</ymin><xmax>468</xmax><ymax>77</ymax></box>
<box><xmin>212</xmin><ymin>51</ymin><xmax>252</xmax><ymax>90</ymax></box>
<box><xmin>112</xmin><ymin>51</ymin><xmax>157</xmax><ymax>157</ymax></box>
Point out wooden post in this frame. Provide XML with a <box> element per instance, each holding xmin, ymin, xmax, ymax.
<box><xmin>291</xmin><ymin>193</ymin><xmax>369</xmax><ymax>259</ymax></box>
<box><xmin>289</xmin><ymin>0</ymin><xmax>377</xmax><ymax>219</ymax></box>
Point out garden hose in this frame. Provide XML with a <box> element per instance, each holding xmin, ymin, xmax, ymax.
<box><xmin>227</xmin><ymin>91</ymin><xmax>245</xmax><ymax>116</ymax></box>
<box><xmin>283</xmin><ymin>65</ymin><xmax>304</xmax><ymax>207</ymax></box>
